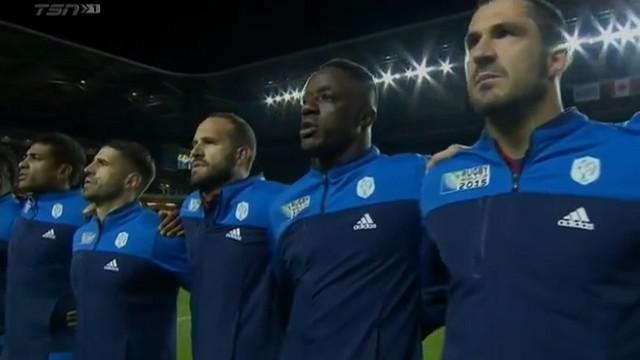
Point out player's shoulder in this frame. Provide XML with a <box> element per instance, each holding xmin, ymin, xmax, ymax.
<box><xmin>36</xmin><ymin>189</ymin><xmax>88</xmax><ymax>226</ymax></box>
<box><xmin>243</xmin><ymin>178</ymin><xmax>288</xmax><ymax>202</ymax></box>
<box><xmin>122</xmin><ymin>206</ymin><xmax>169</xmax><ymax>255</ymax></box>
<box><xmin>0</xmin><ymin>194</ymin><xmax>21</xmax><ymax>214</ymax></box>
<box><xmin>130</xmin><ymin>206</ymin><xmax>162</xmax><ymax>232</ymax></box>
<box><xmin>612</xmin><ymin>111</ymin><xmax>640</xmax><ymax>134</ymax></box>
<box><xmin>622</xmin><ymin>111</ymin><xmax>640</xmax><ymax>131</ymax></box>
<box><xmin>374</xmin><ymin>152</ymin><xmax>426</xmax><ymax>172</ymax></box>
<box><xmin>581</xmin><ymin>116</ymin><xmax>640</xmax><ymax>155</ymax></box>
<box><xmin>271</xmin><ymin>172</ymin><xmax>313</xmax><ymax>208</ymax></box>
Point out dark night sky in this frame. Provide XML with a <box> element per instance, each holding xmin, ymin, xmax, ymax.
<box><xmin>0</xmin><ymin>1</ymin><xmax>475</xmax><ymax>73</ymax></box>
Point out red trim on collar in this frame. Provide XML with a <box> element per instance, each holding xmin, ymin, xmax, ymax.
<box><xmin>495</xmin><ymin>143</ymin><xmax>521</xmax><ymax>174</ymax></box>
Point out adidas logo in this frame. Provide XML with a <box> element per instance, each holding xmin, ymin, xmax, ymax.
<box><xmin>225</xmin><ymin>228</ymin><xmax>242</xmax><ymax>241</ymax></box>
<box><xmin>353</xmin><ymin>213</ymin><xmax>377</xmax><ymax>231</ymax></box>
<box><xmin>103</xmin><ymin>259</ymin><xmax>119</xmax><ymax>272</ymax></box>
<box><xmin>557</xmin><ymin>207</ymin><xmax>595</xmax><ymax>231</ymax></box>
<box><xmin>42</xmin><ymin>229</ymin><xmax>56</xmax><ymax>239</ymax></box>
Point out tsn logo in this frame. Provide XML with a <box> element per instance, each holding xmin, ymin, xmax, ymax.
<box><xmin>34</xmin><ymin>4</ymin><xmax>101</xmax><ymax>16</ymax></box>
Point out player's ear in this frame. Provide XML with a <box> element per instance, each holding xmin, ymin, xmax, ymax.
<box><xmin>359</xmin><ymin>107</ymin><xmax>376</xmax><ymax>129</ymax></box>
<box><xmin>124</xmin><ymin>173</ymin><xmax>142</xmax><ymax>192</ymax></box>
<box><xmin>235</xmin><ymin>145</ymin><xmax>252</xmax><ymax>169</ymax></box>
<box><xmin>57</xmin><ymin>164</ymin><xmax>73</xmax><ymax>185</ymax></box>
<box><xmin>548</xmin><ymin>45</ymin><xmax>570</xmax><ymax>79</ymax></box>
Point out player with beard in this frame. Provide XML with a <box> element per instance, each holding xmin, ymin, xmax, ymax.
<box><xmin>70</xmin><ymin>140</ymin><xmax>189</xmax><ymax>360</ymax></box>
<box><xmin>420</xmin><ymin>1</ymin><xmax>640</xmax><ymax>359</ymax></box>
<box><xmin>179</xmin><ymin>113</ymin><xmax>286</xmax><ymax>360</ymax></box>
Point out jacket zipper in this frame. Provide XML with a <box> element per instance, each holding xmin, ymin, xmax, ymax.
<box><xmin>320</xmin><ymin>174</ymin><xmax>328</xmax><ymax>214</ymax></box>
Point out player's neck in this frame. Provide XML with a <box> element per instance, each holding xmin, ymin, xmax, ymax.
<box><xmin>199</xmin><ymin>171</ymin><xmax>248</xmax><ymax>199</ymax></box>
<box><xmin>313</xmin><ymin>137</ymin><xmax>371</xmax><ymax>173</ymax></box>
<box><xmin>40</xmin><ymin>183</ymin><xmax>71</xmax><ymax>194</ymax></box>
<box><xmin>485</xmin><ymin>90</ymin><xmax>563</xmax><ymax>159</ymax></box>
<box><xmin>95</xmin><ymin>194</ymin><xmax>137</xmax><ymax>222</ymax></box>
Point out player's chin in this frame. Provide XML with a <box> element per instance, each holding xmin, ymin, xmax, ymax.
<box><xmin>470</xmin><ymin>94</ymin><xmax>505</xmax><ymax>114</ymax></box>
<box><xmin>82</xmin><ymin>190</ymin><xmax>98</xmax><ymax>202</ymax></box>
<box><xmin>16</xmin><ymin>180</ymin><xmax>34</xmax><ymax>193</ymax></box>
<box><xmin>190</xmin><ymin>173</ymin><xmax>210</xmax><ymax>188</ymax></box>
<box><xmin>300</xmin><ymin>137</ymin><xmax>322</xmax><ymax>153</ymax></box>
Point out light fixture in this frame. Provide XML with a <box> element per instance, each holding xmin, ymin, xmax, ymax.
<box><xmin>264</xmin><ymin>10</ymin><xmax>640</xmax><ymax>107</ymax></box>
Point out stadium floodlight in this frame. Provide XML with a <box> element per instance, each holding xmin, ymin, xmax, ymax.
<box><xmin>439</xmin><ymin>59</ymin><xmax>454</xmax><ymax>75</ymax></box>
<box><xmin>565</xmin><ymin>29</ymin><xmax>583</xmax><ymax>54</ymax></box>
<box><xmin>264</xmin><ymin>11</ymin><xmax>640</xmax><ymax>106</ymax></box>
<box><xmin>379</xmin><ymin>69</ymin><xmax>396</xmax><ymax>87</ymax></box>
<box><xmin>265</xmin><ymin>96</ymin><xmax>275</xmax><ymax>105</ymax></box>
<box><xmin>404</xmin><ymin>68</ymin><xmax>417</xmax><ymax>78</ymax></box>
<box><xmin>416</xmin><ymin>59</ymin><xmax>431</xmax><ymax>80</ymax></box>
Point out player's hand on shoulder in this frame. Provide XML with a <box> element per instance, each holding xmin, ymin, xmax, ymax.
<box><xmin>158</xmin><ymin>209</ymin><xmax>184</xmax><ymax>237</ymax></box>
<box><xmin>427</xmin><ymin>144</ymin><xmax>468</xmax><ymax>170</ymax></box>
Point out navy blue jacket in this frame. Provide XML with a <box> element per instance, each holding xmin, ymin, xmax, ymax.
<box><xmin>71</xmin><ymin>201</ymin><xmax>189</xmax><ymax>360</ymax></box>
<box><xmin>421</xmin><ymin>109</ymin><xmax>640</xmax><ymax>360</ymax></box>
<box><xmin>5</xmin><ymin>190</ymin><xmax>87</xmax><ymax>360</ymax></box>
<box><xmin>180</xmin><ymin>176</ymin><xmax>286</xmax><ymax>360</ymax></box>
<box><xmin>0</xmin><ymin>193</ymin><xmax>20</xmax><ymax>340</ymax></box>
<box><xmin>269</xmin><ymin>148</ymin><xmax>428</xmax><ymax>360</ymax></box>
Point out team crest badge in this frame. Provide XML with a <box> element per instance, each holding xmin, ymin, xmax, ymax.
<box><xmin>235</xmin><ymin>201</ymin><xmax>249</xmax><ymax>221</ymax></box>
<box><xmin>281</xmin><ymin>196</ymin><xmax>310</xmax><ymax>220</ymax></box>
<box><xmin>51</xmin><ymin>203</ymin><xmax>64</xmax><ymax>219</ymax></box>
<box><xmin>188</xmin><ymin>198</ymin><xmax>201</xmax><ymax>212</ymax></box>
<box><xmin>571</xmin><ymin>156</ymin><xmax>600</xmax><ymax>185</ymax></box>
<box><xmin>115</xmin><ymin>232</ymin><xmax>129</xmax><ymax>248</ymax></box>
<box><xmin>356</xmin><ymin>176</ymin><xmax>375</xmax><ymax>199</ymax></box>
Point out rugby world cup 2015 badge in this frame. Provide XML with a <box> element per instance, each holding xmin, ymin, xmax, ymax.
<box><xmin>440</xmin><ymin>165</ymin><xmax>491</xmax><ymax>194</ymax></box>
<box><xmin>281</xmin><ymin>196</ymin><xmax>310</xmax><ymax>220</ymax></box>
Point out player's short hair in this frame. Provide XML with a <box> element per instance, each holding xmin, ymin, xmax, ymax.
<box><xmin>476</xmin><ymin>0</ymin><xmax>567</xmax><ymax>48</ymax></box>
<box><xmin>318</xmin><ymin>58</ymin><xmax>379</xmax><ymax>110</ymax></box>
<box><xmin>33</xmin><ymin>133</ymin><xmax>86</xmax><ymax>188</ymax></box>
<box><xmin>105</xmin><ymin>140</ymin><xmax>156</xmax><ymax>196</ymax></box>
<box><xmin>207</xmin><ymin>112</ymin><xmax>257</xmax><ymax>169</ymax></box>
<box><xmin>0</xmin><ymin>145</ymin><xmax>17</xmax><ymax>189</ymax></box>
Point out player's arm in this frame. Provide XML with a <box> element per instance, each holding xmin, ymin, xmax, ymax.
<box><xmin>418</xmin><ymin>176</ymin><xmax>448</xmax><ymax>338</ymax></box>
<box><xmin>266</xmin><ymin>204</ymin><xmax>294</xmax><ymax>326</ymax></box>
<box><xmin>152</xmin><ymin>232</ymin><xmax>192</xmax><ymax>291</ymax></box>
<box><xmin>419</xmin><ymin>225</ymin><xmax>448</xmax><ymax>337</ymax></box>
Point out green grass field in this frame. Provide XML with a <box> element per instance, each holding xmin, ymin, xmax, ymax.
<box><xmin>177</xmin><ymin>291</ymin><xmax>445</xmax><ymax>360</ymax></box>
